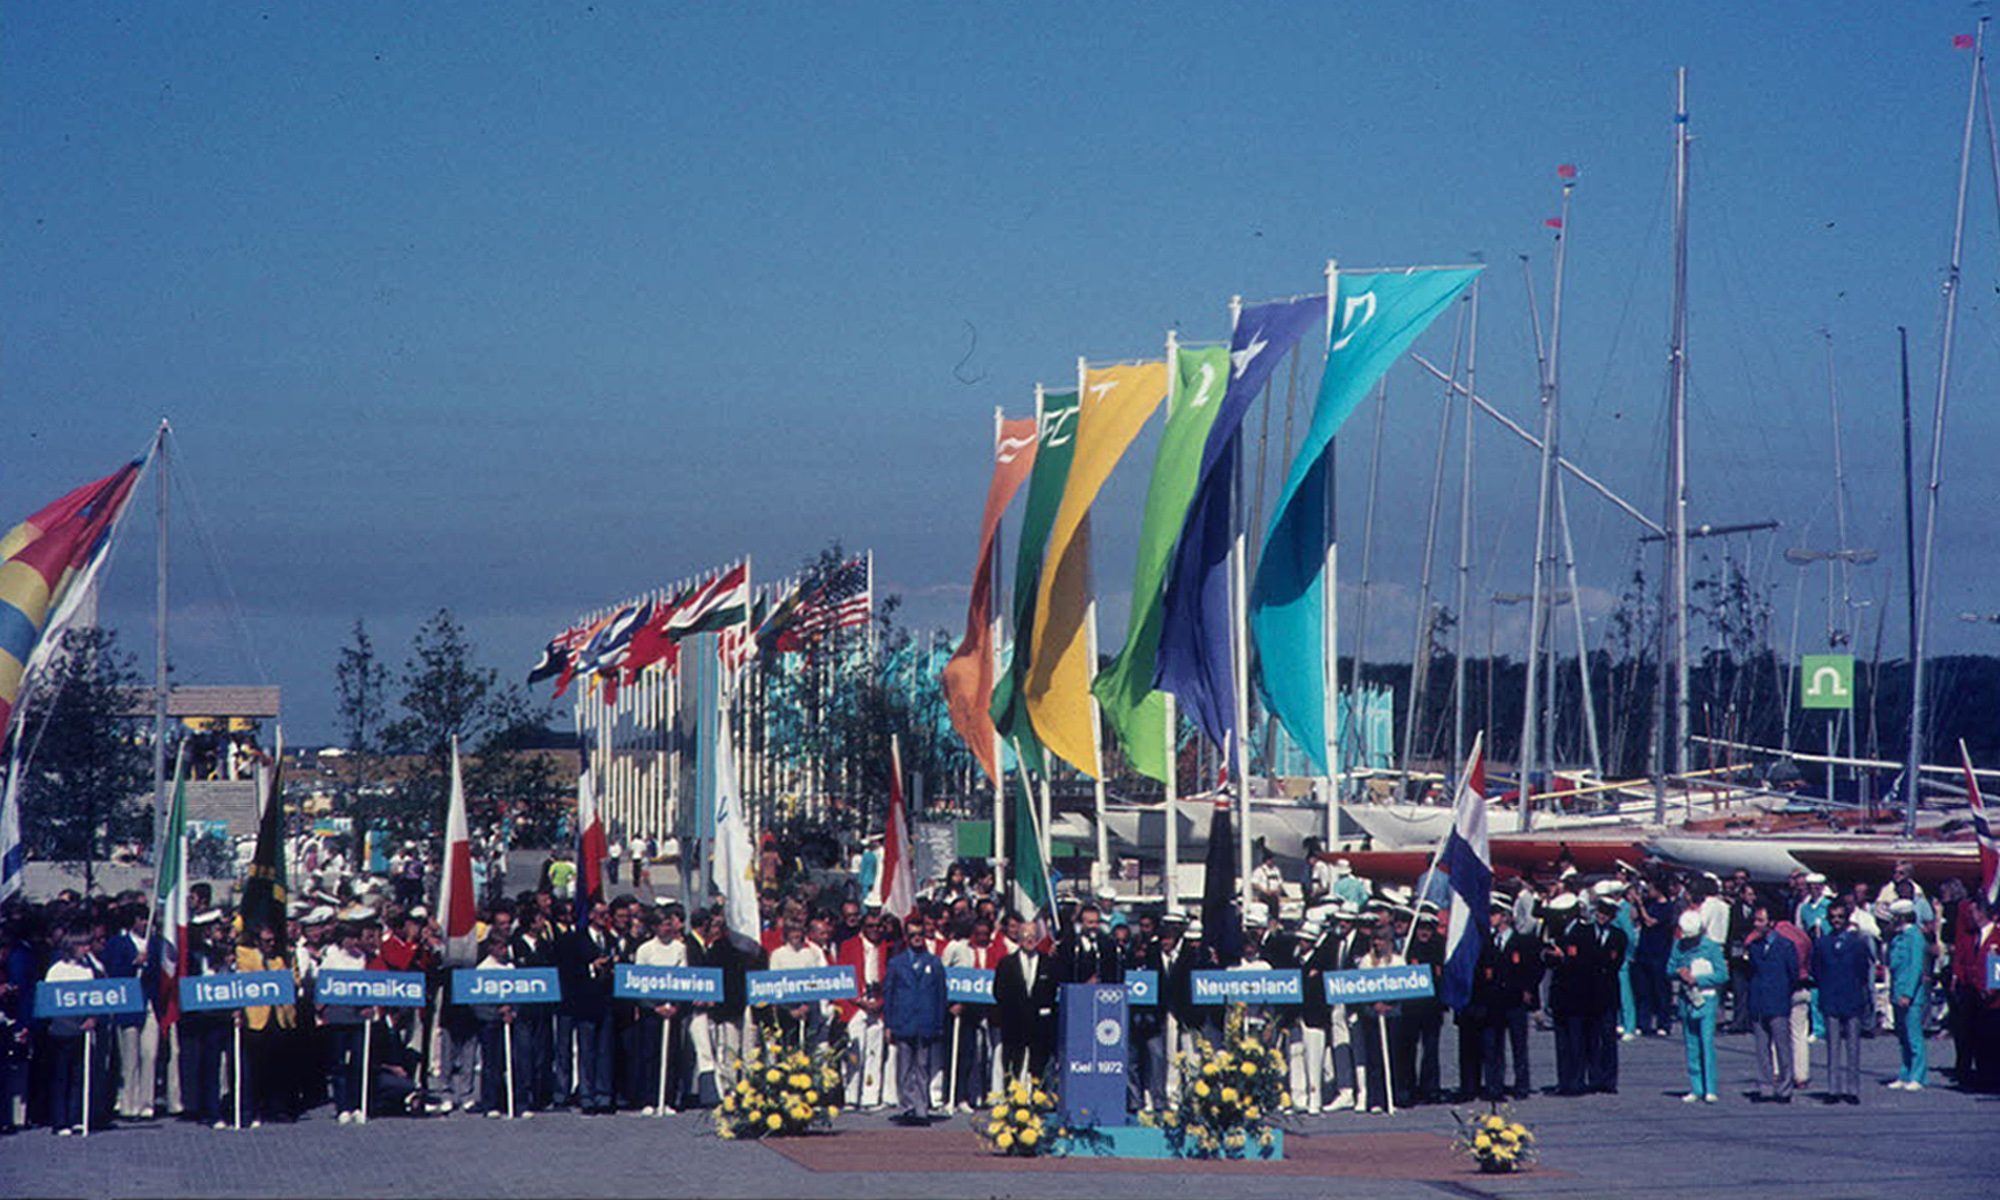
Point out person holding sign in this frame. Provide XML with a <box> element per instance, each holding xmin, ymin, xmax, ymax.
<box><xmin>472</xmin><ymin>935</ymin><xmax>531</xmax><ymax>1118</ymax></box>
<box><xmin>632</xmin><ymin>903</ymin><xmax>692</xmax><ymax>1115</ymax></box>
<box><xmin>316</xmin><ymin>921</ymin><xmax>372</xmax><ymax>1125</ymax></box>
<box><xmin>43</xmin><ymin>932</ymin><xmax>106</xmax><ymax>1136</ymax></box>
<box><xmin>882</xmin><ymin>914</ymin><xmax>947</xmax><ymax>1125</ymax></box>
<box><xmin>179</xmin><ymin>912</ymin><xmax>232</xmax><ymax>1128</ymax></box>
<box><xmin>1352</xmin><ymin>921</ymin><xmax>1407</xmax><ymax>1114</ymax></box>
<box><xmin>234</xmin><ymin>923</ymin><xmax>297</xmax><ymax>1125</ymax></box>
<box><xmin>942</xmin><ymin>915</ymin><xmax>1002</xmax><ymax>1112</ymax></box>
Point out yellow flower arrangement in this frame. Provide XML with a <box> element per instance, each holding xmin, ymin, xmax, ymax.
<box><xmin>979</xmin><ymin>1073</ymin><xmax>1061</xmax><ymax>1157</ymax></box>
<box><xmin>714</xmin><ymin>1045</ymin><xmax>844</xmax><ymax>1140</ymax></box>
<box><xmin>1148</xmin><ymin>1004</ymin><xmax>1289</xmax><ymax>1160</ymax></box>
<box><xmin>1452</xmin><ymin>1106</ymin><xmax>1537</xmax><ymax>1174</ymax></box>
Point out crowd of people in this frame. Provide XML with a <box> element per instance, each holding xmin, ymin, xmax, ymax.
<box><xmin>2</xmin><ymin>843</ymin><xmax>1997</xmax><ymax>1138</ymax></box>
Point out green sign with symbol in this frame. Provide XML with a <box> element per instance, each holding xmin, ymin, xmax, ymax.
<box><xmin>1800</xmin><ymin>655</ymin><xmax>1854</xmax><ymax>710</ymax></box>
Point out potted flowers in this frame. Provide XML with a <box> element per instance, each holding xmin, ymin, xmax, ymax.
<box><xmin>715</xmin><ymin>1046</ymin><xmax>843</xmax><ymax>1139</ymax></box>
<box><xmin>1147</xmin><ymin>1003</ymin><xmax>1288</xmax><ymax>1159</ymax></box>
<box><xmin>980</xmin><ymin>1076</ymin><xmax>1057</xmax><ymax>1156</ymax></box>
<box><xmin>1452</xmin><ymin>1109</ymin><xmax>1536</xmax><ymax>1173</ymax></box>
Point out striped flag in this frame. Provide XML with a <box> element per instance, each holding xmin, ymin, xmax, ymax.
<box><xmin>1435</xmin><ymin>733</ymin><xmax>1492</xmax><ymax>1008</ymax></box>
<box><xmin>1962</xmin><ymin>739</ymin><xmax>1998</xmax><ymax>907</ymax></box>
<box><xmin>573</xmin><ymin>765</ymin><xmax>606</xmax><ymax>927</ymax></box>
<box><xmin>790</xmin><ymin>555</ymin><xmax>871</xmax><ymax>641</ymax></box>
<box><xmin>874</xmin><ymin>735</ymin><xmax>915</xmax><ymax>920</ymax></box>
<box><xmin>149</xmin><ymin>744</ymin><xmax>191</xmax><ymax>1025</ymax></box>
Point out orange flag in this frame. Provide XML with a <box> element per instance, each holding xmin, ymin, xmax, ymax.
<box><xmin>942</xmin><ymin>416</ymin><xmax>1039</xmax><ymax>783</ymax></box>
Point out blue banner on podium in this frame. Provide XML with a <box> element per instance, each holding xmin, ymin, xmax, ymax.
<box><xmin>1059</xmin><ymin>983</ymin><xmax>1127</xmax><ymax>1127</ymax></box>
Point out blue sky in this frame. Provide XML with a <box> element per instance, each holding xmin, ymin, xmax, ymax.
<box><xmin>8</xmin><ymin>3</ymin><xmax>2000</xmax><ymax>743</ymax></box>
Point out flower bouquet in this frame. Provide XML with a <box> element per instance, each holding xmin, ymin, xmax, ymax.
<box><xmin>1451</xmin><ymin>1108</ymin><xmax>1536</xmax><ymax>1173</ymax></box>
<box><xmin>715</xmin><ymin>1045</ymin><xmax>843</xmax><ymax>1139</ymax></box>
<box><xmin>1146</xmin><ymin>1003</ymin><xmax>1288</xmax><ymax>1159</ymax></box>
<box><xmin>979</xmin><ymin>1076</ymin><xmax>1058</xmax><ymax>1156</ymax></box>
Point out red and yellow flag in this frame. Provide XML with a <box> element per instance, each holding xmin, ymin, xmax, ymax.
<box><xmin>941</xmin><ymin>417</ymin><xmax>1038</xmax><ymax>783</ymax></box>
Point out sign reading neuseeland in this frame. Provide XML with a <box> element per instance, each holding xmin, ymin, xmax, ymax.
<box><xmin>1190</xmin><ymin>969</ymin><xmax>1301</xmax><ymax>1005</ymax></box>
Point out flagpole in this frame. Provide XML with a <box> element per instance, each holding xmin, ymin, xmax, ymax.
<box><xmin>1322</xmin><ymin>262</ymin><xmax>1343</xmax><ymax>849</ymax></box>
<box><xmin>1228</xmin><ymin>294</ymin><xmax>1253</xmax><ymax>916</ymax></box>
<box><xmin>153</xmin><ymin>420</ymin><xmax>171</xmax><ymax>851</ymax></box>
<box><xmin>1163</xmin><ymin>333</ymin><xmax>1183</xmax><ymax>916</ymax></box>
<box><xmin>82</xmin><ymin>1028</ymin><xmax>93</xmax><ymax>1137</ymax></box>
<box><xmin>1453</xmin><ymin>279</ymin><xmax>1479</xmax><ymax>775</ymax></box>
<box><xmin>1402</xmin><ymin>731</ymin><xmax>1484</xmax><ymax>960</ymax></box>
<box><xmin>1077</xmin><ymin>357</ymin><xmax>1114</xmax><ymax>895</ymax></box>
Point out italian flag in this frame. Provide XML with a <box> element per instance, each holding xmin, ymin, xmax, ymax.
<box><xmin>150</xmin><ymin>744</ymin><xmax>190</xmax><ymax>1025</ymax></box>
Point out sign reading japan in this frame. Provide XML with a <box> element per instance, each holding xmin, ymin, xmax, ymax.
<box><xmin>945</xmin><ymin>966</ymin><xmax>994</xmax><ymax>1004</ymax></box>
<box><xmin>615</xmin><ymin>963</ymin><xmax>723</xmax><ymax>1003</ymax></box>
<box><xmin>317</xmin><ymin>970</ymin><xmax>427</xmax><ymax>1007</ymax></box>
<box><xmin>747</xmin><ymin>965</ymin><xmax>857</xmax><ymax>1006</ymax></box>
<box><xmin>451</xmin><ymin>967</ymin><xmax>561</xmax><ymax>1005</ymax></box>
<box><xmin>1123</xmin><ymin>968</ymin><xmax>1159</xmax><ymax>1007</ymax></box>
<box><xmin>1323</xmin><ymin>964</ymin><xmax>1436</xmax><ymax>1004</ymax></box>
<box><xmin>37</xmin><ymin>976</ymin><xmax>145</xmax><ymax>1017</ymax></box>
<box><xmin>181</xmin><ymin>970</ymin><xmax>297</xmax><ymax>1012</ymax></box>
<box><xmin>1190</xmin><ymin>969</ymin><xmax>1301</xmax><ymax>1005</ymax></box>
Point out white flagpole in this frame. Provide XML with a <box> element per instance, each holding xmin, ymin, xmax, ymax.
<box><xmin>234</xmin><ymin>1023</ymin><xmax>243</xmax><ymax>1129</ymax></box>
<box><xmin>1323</xmin><ymin>262</ymin><xmax>1344</xmax><ymax>848</ymax></box>
<box><xmin>1228</xmin><ymin>294</ymin><xmax>1253</xmax><ymax>915</ymax></box>
<box><xmin>358</xmin><ymin>1020</ymin><xmax>372</xmax><ymax>1124</ymax></box>
<box><xmin>1163</xmin><ymin>331</ymin><xmax>1183</xmax><ymax>916</ymax></box>
<box><xmin>81</xmin><ymin>1028</ymin><xmax>93</xmax><ymax>1137</ymax></box>
<box><xmin>1079</xmin><ymin>357</ymin><xmax>1112</xmax><ymax>894</ymax></box>
<box><xmin>656</xmin><ymin>1013</ymin><xmax>671</xmax><ymax>1116</ymax></box>
<box><xmin>506</xmin><ymin>1020</ymin><xmax>518</xmax><ymax>1120</ymax></box>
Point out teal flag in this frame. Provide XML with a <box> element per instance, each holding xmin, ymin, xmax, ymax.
<box><xmin>989</xmin><ymin>390</ymin><xmax>1080</xmax><ymax>776</ymax></box>
<box><xmin>1250</xmin><ymin>266</ymin><xmax>1480</xmax><ymax>771</ymax></box>
<box><xmin>1092</xmin><ymin>346</ymin><xmax>1229</xmax><ymax>781</ymax></box>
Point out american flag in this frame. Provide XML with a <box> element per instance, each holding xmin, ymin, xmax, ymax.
<box><xmin>790</xmin><ymin>555</ymin><xmax>872</xmax><ymax>642</ymax></box>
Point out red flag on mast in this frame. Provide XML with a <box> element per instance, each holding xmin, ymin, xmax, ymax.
<box><xmin>1961</xmin><ymin>739</ymin><xmax>1999</xmax><ymax>906</ymax></box>
<box><xmin>875</xmin><ymin>736</ymin><xmax>916</xmax><ymax>921</ymax></box>
<box><xmin>437</xmin><ymin>737</ymin><xmax>479</xmax><ymax>966</ymax></box>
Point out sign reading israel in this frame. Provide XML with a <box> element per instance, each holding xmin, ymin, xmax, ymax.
<box><xmin>36</xmin><ymin>976</ymin><xmax>145</xmax><ymax>1017</ymax></box>
<box><xmin>1323</xmin><ymin>964</ymin><xmax>1436</xmax><ymax>1004</ymax></box>
<box><xmin>615</xmin><ymin>963</ymin><xmax>723</xmax><ymax>1003</ymax></box>
<box><xmin>317</xmin><ymin>970</ymin><xmax>427</xmax><ymax>1007</ymax></box>
<box><xmin>1190</xmin><ymin>969</ymin><xmax>1301</xmax><ymax>1005</ymax></box>
<box><xmin>746</xmin><ymin>965</ymin><xmax>857</xmax><ymax>1006</ymax></box>
<box><xmin>945</xmin><ymin>966</ymin><xmax>994</xmax><ymax>1004</ymax></box>
<box><xmin>181</xmin><ymin>970</ymin><xmax>298</xmax><ymax>1012</ymax></box>
<box><xmin>451</xmin><ymin>967</ymin><xmax>561</xmax><ymax>1005</ymax></box>
<box><xmin>1123</xmin><ymin>968</ymin><xmax>1159</xmax><ymax>1006</ymax></box>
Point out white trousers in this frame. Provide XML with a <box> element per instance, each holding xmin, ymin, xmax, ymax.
<box><xmin>845</xmin><ymin>1012</ymin><xmax>886</xmax><ymax>1107</ymax></box>
<box><xmin>116</xmin><ymin>1014</ymin><xmax>159</xmax><ymax>1115</ymax></box>
<box><xmin>1292</xmin><ymin>1025</ymin><xmax>1329</xmax><ymax>1112</ymax></box>
<box><xmin>1787</xmin><ymin>991</ymin><xmax>1812</xmax><ymax>1085</ymax></box>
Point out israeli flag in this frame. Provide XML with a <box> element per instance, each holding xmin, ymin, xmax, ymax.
<box><xmin>1436</xmin><ymin>733</ymin><xmax>1492</xmax><ymax>1009</ymax></box>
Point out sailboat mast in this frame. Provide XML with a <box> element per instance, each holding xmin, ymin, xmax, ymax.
<box><xmin>1518</xmin><ymin>179</ymin><xmax>1570</xmax><ymax>832</ymax></box>
<box><xmin>1667</xmin><ymin>67</ymin><xmax>1693</xmax><ymax>784</ymax></box>
<box><xmin>1908</xmin><ymin>17</ymin><xmax>1985</xmax><ymax>837</ymax></box>
<box><xmin>1453</xmin><ymin>279</ymin><xmax>1480</xmax><ymax>773</ymax></box>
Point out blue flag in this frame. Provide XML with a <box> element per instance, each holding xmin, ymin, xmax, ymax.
<box><xmin>1249</xmin><ymin>267</ymin><xmax>1480</xmax><ymax>770</ymax></box>
<box><xmin>1152</xmin><ymin>295</ymin><xmax>1325</xmax><ymax>752</ymax></box>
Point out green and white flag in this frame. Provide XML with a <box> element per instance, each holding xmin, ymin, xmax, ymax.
<box><xmin>989</xmin><ymin>390</ymin><xmax>1080</xmax><ymax>777</ymax></box>
<box><xmin>1009</xmin><ymin>767</ymin><xmax>1053</xmax><ymax>924</ymax></box>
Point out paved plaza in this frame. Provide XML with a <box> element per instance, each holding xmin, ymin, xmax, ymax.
<box><xmin>6</xmin><ymin>1020</ymin><xmax>1995</xmax><ymax>1200</ymax></box>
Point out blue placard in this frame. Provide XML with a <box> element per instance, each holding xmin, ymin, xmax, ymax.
<box><xmin>1123</xmin><ymin>969</ymin><xmax>1159</xmax><ymax>1007</ymax></box>
<box><xmin>1059</xmin><ymin>984</ymin><xmax>1128</xmax><ymax>1127</ymax></box>
<box><xmin>36</xmin><ymin>976</ymin><xmax>145</xmax><ymax>1017</ymax></box>
<box><xmin>1323</xmin><ymin>964</ymin><xmax>1436</xmax><ymax>1004</ymax></box>
<box><xmin>615</xmin><ymin>963</ymin><xmax>723</xmax><ymax>1003</ymax></box>
<box><xmin>317</xmin><ymin>970</ymin><xmax>428</xmax><ymax>1008</ymax></box>
<box><xmin>1190</xmin><ymin>969</ymin><xmax>1302</xmax><ymax>1005</ymax></box>
<box><xmin>945</xmin><ymin>966</ymin><xmax>994</xmax><ymax>1003</ymax></box>
<box><xmin>746</xmin><ymin>965</ymin><xmax>858</xmax><ymax>1006</ymax></box>
<box><xmin>451</xmin><ymin>967</ymin><xmax>562</xmax><ymax>1005</ymax></box>
<box><xmin>180</xmin><ymin>970</ymin><xmax>298</xmax><ymax>1012</ymax></box>
<box><xmin>1988</xmin><ymin>952</ymin><xmax>2000</xmax><ymax>991</ymax></box>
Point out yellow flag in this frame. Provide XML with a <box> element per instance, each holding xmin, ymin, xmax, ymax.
<box><xmin>1025</xmin><ymin>361</ymin><xmax>1168</xmax><ymax>776</ymax></box>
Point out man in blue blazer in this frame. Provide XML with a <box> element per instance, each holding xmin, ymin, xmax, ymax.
<box><xmin>883</xmin><ymin>913</ymin><xmax>947</xmax><ymax>1124</ymax></box>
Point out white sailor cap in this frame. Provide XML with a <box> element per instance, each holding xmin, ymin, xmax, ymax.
<box><xmin>1330</xmin><ymin>858</ymin><xmax>1353</xmax><ymax>877</ymax></box>
<box><xmin>1889</xmin><ymin>898</ymin><xmax>1917</xmax><ymax>918</ymax></box>
<box><xmin>1546</xmin><ymin>894</ymin><xmax>1580</xmax><ymax>913</ymax></box>
<box><xmin>304</xmin><ymin>906</ymin><xmax>336</xmax><ymax>925</ymax></box>
<box><xmin>1803</xmin><ymin>872</ymin><xmax>1828</xmax><ymax>885</ymax></box>
<box><xmin>1298</xmin><ymin>919</ymin><xmax>1324</xmax><ymax>940</ymax></box>
<box><xmin>1244</xmin><ymin>903</ymin><xmax>1270</xmax><ymax>929</ymax></box>
<box><xmin>1677</xmin><ymin>910</ymin><xmax>1704</xmax><ymax>937</ymax></box>
<box><xmin>191</xmin><ymin>910</ymin><xmax>223</xmax><ymax>927</ymax></box>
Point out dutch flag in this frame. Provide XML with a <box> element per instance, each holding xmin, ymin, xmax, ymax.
<box><xmin>1436</xmin><ymin>733</ymin><xmax>1492</xmax><ymax>1009</ymax></box>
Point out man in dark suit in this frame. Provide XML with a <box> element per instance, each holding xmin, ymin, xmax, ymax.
<box><xmin>1054</xmin><ymin>904</ymin><xmax>1122</xmax><ymax>985</ymax></box>
<box><xmin>1123</xmin><ymin>919</ymin><xmax>1167</xmax><ymax>1113</ymax></box>
<box><xmin>1542</xmin><ymin>893</ymin><xmax>1590</xmax><ymax>1094</ymax></box>
<box><xmin>1475</xmin><ymin>899</ymin><xmax>1542</xmax><ymax>1100</ymax></box>
<box><xmin>556</xmin><ymin>899</ymin><xmax>619</xmax><ymax>1113</ymax></box>
<box><xmin>1579</xmin><ymin>895</ymin><xmax>1629</xmax><ymax>1093</ymax></box>
<box><xmin>994</xmin><ymin>919</ymin><xmax>1058</xmax><ymax>1081</ymax></box>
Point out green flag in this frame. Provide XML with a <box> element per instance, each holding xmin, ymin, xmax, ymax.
<box><xmin>1009</xmin><ymin>766</ymin><xmax>1053</xmax><ymax>921</ymax></box>
<box><xmin>1091</xmin><ymin>347</ymin><xmax>1229</xmax><ymax>780</ymax></box>
<box><xmin>989</xmin><ymin>390</ymin><xmax>1079</xmax><ymax>776</ymax></box>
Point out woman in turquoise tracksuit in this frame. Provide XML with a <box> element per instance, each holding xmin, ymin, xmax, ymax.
<box><xmin>1667</xmin><ymin>910</ymin><xmax>1727</xmax><ymax>1102</ymax></box>
<box><xmin>1886</xmin><ymin>900</ymin><xmax>1929</xmax><ymax>1089</ymax></box>
<box><xmin>1614</xmin><ymin>887</ymin><xmax>1640</xmax><ymax>1037</ymax></box>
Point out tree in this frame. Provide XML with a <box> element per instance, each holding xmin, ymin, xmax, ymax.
<box><xmin>13</xmin><ymin>627</ymin><xmax>151</xmax><ymax>893</ymax></box>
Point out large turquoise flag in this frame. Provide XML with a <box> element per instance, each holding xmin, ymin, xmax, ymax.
<box><xmin>1092</xmin><ymin>346</ymin><xmax>1229</xmax><ymax>781</ymax></box>
<box><xmin>990</xmin><ymin>390</ymin><xmax>1080</xmax><ymax>776</ymax></box>
<box><xmin>1250</xmin><ymin>266</ymin><xmax>1480</xmax><ymax>771</ymax></box>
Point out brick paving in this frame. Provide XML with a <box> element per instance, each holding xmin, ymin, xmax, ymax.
<box><xmin>5</xmin><ymin>1023</ymin><xmax>1996</xmax><ymax>1200</ymax></box>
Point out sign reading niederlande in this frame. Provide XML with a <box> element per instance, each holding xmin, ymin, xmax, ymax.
<box><xmin>945</xmin><ymin>966</ymin><xmax>994</xmax><ymax>1003</ymax></box>
<box><xmin>36</xmin><ymin>976</ymin><xmax>145</xmax><ymax>1017</ymax></box>
<box><xmin>1190</xmin><ymin>969</ymin><xmax>1302</xmax><ymax>1004</ymax></box>
<box><xmin>1323</xmin><ymin>964</ymin><xmax>1435</xmax><ymax>1004</ymax></box>
<box><xmin>317</xmin><ymin>970</ymin><xmax>427</xmax><ymax>1007</ymax></box>
<box><xmin>615</xmin><ymin>963</ymin><xmax>723</xmax><ymax>1003</ymax></box>
<box><xmin>746</xmin><ymin>965</ymin><xmax>857</xmax><ymax>1006</ymax></box>
<box><xmin>451</xmin><ymin>967</ymin><xmax>562</xmax><ymax>1005</ymax></box>
<box><xmin>180</xmin><ymin>970</ymin><xmax>298</xmax><ymax>1011</ymax></box>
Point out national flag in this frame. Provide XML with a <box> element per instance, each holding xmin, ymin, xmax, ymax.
<box><xmin>1961</xmin><ymin>739</ymin><xmax>1998</xmax><ymax>907</ymax></box>
<box><xmin>666</xmin><ymin>561</ymin><xmax>751</xmax><ymax>639</ymax></box>
<box><xmin>874</xmin><ymin>735</ymin><xmax>916</xmax><ymax>920</ymax></box>
<box><xmin>719</xmin><ymin>591</ymin><xmax>767</xmax><ymax>673</ymax></box>
<box><xmin>990</xmin><ymin>391</ymin><xmax>1081</xmax><ymax>777</ymax></box>
<box><xmin>527</xmin><ymin>622</ymin><xmax>591</xmax><ymax>685</ymax></box>
<box><xmin>1250</xmin><ymin>266</ymin><xmax>1480</xmax><ymax>771</ymax></box>
<box><xmin>710</xmin><ymin>695</ymin><xmax>760</xmax><ymax>935</ymax></box>
<box><xmin>1094</xmin><ymin>346</ymin><xmax>1230</xmax><ymax>782</ymax></box>
<box><xmin>0</xmin><ymin>745</ymin><xmax>22</xmax><ymax>901</ymax></box>
<box><xmin>1026</xmin><ymin>361</ymin><xmax>1167</xmax><ymax>777</ymax></box>
<box><xmin>1</xmin><ymin>459</ymin><xmax>147</xmax><ymax>734</ymax></box>
<box><xmin>1009</xmin><ymin>766</ymin><xmax>1053</xmax><ymax>926</ymax></box>
<box><xmin>1955</xmin><ymin>33</ymin><xmax>1976</xmax><ymax>49</ymax></box>
<box><xmin>236</xmin><ymin>744</ymin><xmax>289</xmax><ymax>949</ymax></box>
<box><xmin>551</xmin><ymin>613</ymin><xmax>615</xmax><ymax>698</ymax></box>
<box><xmin>573</xmin><ymin>603</ymin><xmax>646</xmax><ymax>684</ymax></box>
<box><xmin>437</xmin><ymin>736</ymin><xmax>479</xmax><ymax>967</ymax></box>
<box><xmin>1434</xmin><ymin>734</ymin><xmax>1492</xmax><ymax>1009</ymax></box>
<box><xmin>1556</xmin><ymin>163</ymin><xmax>1578</xmax><ymax>179</ymax></box>
<box><xmin>149</xmin><ymin>744</ymin><xmax>191</xmax><ymax>1025</ymax></box>
<box><xmin>1544</xmin><ymin>218</ymin><xmax>1563</xmax><ymax>229</ymax></box>
<box><xmin>573</xmin><ymin>765</ymin><xmax>607</xmax><ymax>927</ymax></box>
<box><xmin>789</xmin><ymin>555</ymin><xmax>871</xmax><ymax>642</ymax></box>
<box><xmin>1153</xmin><ymin>296</ymin><xmax>1325</xmax><ymax>753</ymax></box>
<box><xmin>941</xmin><ymin>416</ymin><xmax>1039</xmax><ymax>784</ymax></box>
<box><xmin>1200</xmin><ymin>799</ymin><xmax>1243</xmax><ymax>967</ymax></box>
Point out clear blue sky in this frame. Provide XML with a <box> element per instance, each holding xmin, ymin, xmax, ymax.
<box><xmin>8</xmin><ymin>2</ymin><xmax>2000</xmax><ymax>743</ymax></box>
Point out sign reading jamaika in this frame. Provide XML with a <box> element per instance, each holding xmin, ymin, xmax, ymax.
<box><xmin>614</xmin><ymin>963</ymin><xmax>723</xmax><ymax>1003</ymax></box>
<box><xmin>1190</xmin><ymin>969</ymin><xmax>1302</xmax><ymax>1004</ymax></box>
<box><xmin>36</xmin><ymin>977</ymin><xmax>145</xmax><ymax>1017</ymax></box>
<box><xmin>451</xmin><ymin>968</ymin><xmax>562</xmax><ymax>1005</ymax></box>
<box><xmin>317</xmin><ymin>970</ymin><xmax>427</xmax><ymax>1007</ymax></box>
<box><xmin>180</xmin><ymin>971</ymin><xmax>298</xmax><ymax>1012</ymax></box>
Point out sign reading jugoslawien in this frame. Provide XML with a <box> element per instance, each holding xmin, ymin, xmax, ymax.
<box><xmin>1323</xmin><ymin>964</ymin><xmax>1436</xmax><ymax>1004</ymax></box>
<box><xmin>746</xmin><ymin>965</ymin><xmax>857</xmax><ymax>1007</ymax></box>
<box><xmin>1122</xmin><ymin>968</ymin><xmax>1159</xmax><ymax>1007</ymax></box>
<box><xmin>1801</xmin><ymin>655</ymin><xmax>1855</xmax><ymax>710</ymax></box>
<box><xmin>1190</xmin><ymin>969</ymin><xmax>1301</xmax><ymax>1005</ymax></box>
<box><xmin>36</xmin><ymin>976</ymin><xmax>145</xmax><ymax>1017</ymax></box>
<box><xmin>945</xmin><ymin>966</ymin><xmax>994</xmax><ymax>1004</ymax></box>
<box><xmin>317</xmin><ymin>970</ymin><xmax>427</xmax><ymax>1007</ymax></box>
<box><xmin>450</xmin><ymin>967</ymin><xmax>562</xmax><ymax>1005</ymax></box>
<box><xmin>180</xmin><ymin>970</ymin><xmax>298</xmax><ymax>1012</ymax></box>
<box><xmin>614</xmin><ymin>963</ymin><xmax>723</xmax><ymax>1003</ymax></box>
